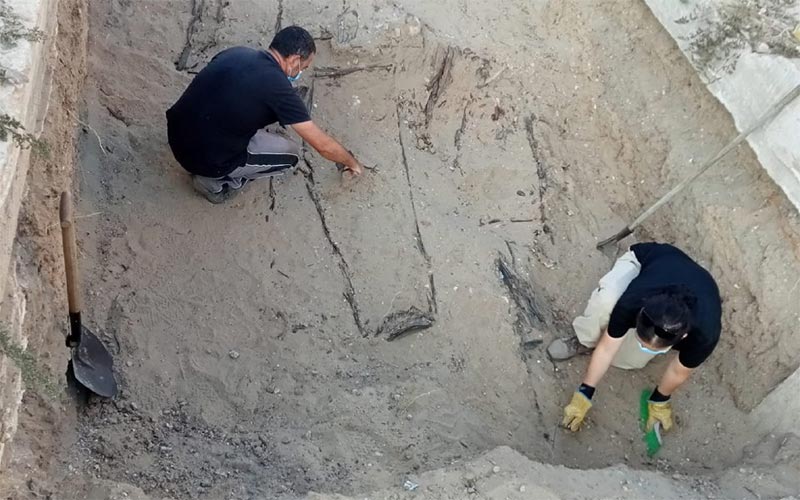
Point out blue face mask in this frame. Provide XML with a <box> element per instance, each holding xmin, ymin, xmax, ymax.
<box><xmin>636</xmin><ymin>337</ymin><xmax>670</xmax><ymax>355</ymax></box>
<box><xmin>288</xmin><ymin>70</ymin><xmax>303</xmax><ymax>83</ymax></box>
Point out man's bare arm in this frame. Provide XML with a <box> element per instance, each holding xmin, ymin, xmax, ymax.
<box><xmin>657</xmin><ymin>355</ymin><xmax>693</xmax><ymax>395</ymax></box>
<box><xmin>291</xmin><ymin>121</ymin><xmax>363</xmax><ymax>175</ymax></box>
<box><xmin>583</xmin><ymin>332</ymin><xmax>624</xmax><ymax>388</ymax></box>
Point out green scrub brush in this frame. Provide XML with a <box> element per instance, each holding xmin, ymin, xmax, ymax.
<box><xmin>640</xmin><ymin>389</ymin><xmax>663</xmax><ymax>457</ymax></box>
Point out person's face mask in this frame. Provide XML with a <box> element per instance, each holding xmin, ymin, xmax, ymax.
<box><xmin>636</xmin><ymin>337</ymin><xmax>670</xmax><ymax>355</ymax></box>
<box><xmin>287</xmin><ymin>60</ymin><xmax>304</xmax><ymax>83</ymax></box>
<box><xmin>288</xmin><ymin>67</ymin><xmax>303</xmax><ymax>83</ymax></box>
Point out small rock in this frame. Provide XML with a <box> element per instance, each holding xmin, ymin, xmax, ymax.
<box><xmin>406</xmin><ymin>414</ymin><xmax>413</xmax><ymax>420</ymax></box>
<box><xmin>126</xmin><ymin>361</ymin><xmax>133</xmax><ymax>367</ymax></box>
<box><xmin>755</xmin><ymin>42</ymin><xmax>770</xmax><ymax>53</ymax></box>
<box><xmin>516</xmin><ymin>190</ymin><xmax>526</xmax><ymax>197</ymax></box>
<box><xmin>228</xmin><ymin>350</ymin><xmax>240</xmax><ymax>359</ymax></box>
<box><xmin>403</xmin><ymin>479</ymin><xmax>419</xmax><ymax>491</ymax></box>
<box><xmin>404</xmin><ymin>15</ymin><xmax>422</xmax><ymax>37</ymax></box>
<box><xmin>547</xmin><ymin>337</ymin><xmax>578</xmax><ymax>361</ymax></box>
<box><xmin>392</xmin><ymin>394</ymin><xmax>402</xmax><ymax>401</ymax></box>
<box><xmin>519</xmin><ymin>485</ymin><xmax>526</xmax><ymax>493</ymax></box>
<box><xmin>492</xmin><ymin>465</ymin><xmax>501</xmax><ymax>473</ymax></box>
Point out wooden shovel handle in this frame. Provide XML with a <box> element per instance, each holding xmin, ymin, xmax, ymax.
<box><xmin>60</xmin><ymin>192</ymin><xmax>82</xmax><ymax>314</ymax></box>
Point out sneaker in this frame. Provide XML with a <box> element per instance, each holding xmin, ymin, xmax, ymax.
<box><xmin>547</xmin><ymin>336</ymin><xmax>592</xmax><ymax>361</ymax></box>
<box><xmin>192</xmin><ymin>176</ymin><xmax>241</xmax><ymax>204</ymax></box>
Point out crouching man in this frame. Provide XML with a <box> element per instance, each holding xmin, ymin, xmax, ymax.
<box><xmin>167</xmin><ymin>26</ymin><xmax>364</xmax><ymax>204</ymax></box>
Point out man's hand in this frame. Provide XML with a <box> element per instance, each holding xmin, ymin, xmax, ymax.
<box><xmin>647</xmin><ymin>400</ymin><xmax>673</xmax><ymax>432</ymax></box>
<box><xmin>562</xmin><ymin>392</ymin><xmax>593</xmax><ymax>432</ymax></box>
<box><xmin>345</xmin><ymin>159</ymin><xmax>364</xmax><ymax>176</ymax></box>
<box><xmin>336</xmin><ymin>159</ymin><xmax>364</xmax><ymax>176</ymax></box>
<box><xmin>291</xmin><ymin>121</ymin><xmax>361</xmax><ymax>176</ymax></box>
<box><xmin>647</xmin><ymin>355</ymin><xmax>692</xmax><ymax>432</ymax></box>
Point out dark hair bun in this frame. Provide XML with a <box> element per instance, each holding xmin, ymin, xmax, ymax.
<box><xmin>641</xmin><ymin>288</ymin><xmax>694</xmax><ymax>338</ymax></box>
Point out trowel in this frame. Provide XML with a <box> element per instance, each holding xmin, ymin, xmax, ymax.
<box><xmin>60</xmin><ymin>191</ymin><xmax>118</xmax><ymax>398</ymax></box>
<box><xmin>640</xmin><ymin>389</ymin><xmax>663</xmax><ymax>457</ymax></box>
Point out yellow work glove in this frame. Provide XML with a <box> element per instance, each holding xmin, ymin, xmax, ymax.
<box><xmin>647</xmin><ymin>400</ymin><xmax>673</xmax><ymax>432</ymax></box>
<box><xmin>562</xmin><ymin>392</ymin><xmax>592</xmax><ymax>432</ymax></box>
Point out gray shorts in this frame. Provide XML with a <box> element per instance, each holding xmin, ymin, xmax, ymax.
<box><xmin>194</xmin><ymin>129</ymin><xmax>300</xmax><ymax>193</ymax></box>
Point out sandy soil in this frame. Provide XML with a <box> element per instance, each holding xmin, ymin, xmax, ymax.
<box><xmin>2</xmin><ymin>0</ymin><xmax>800</xmax><ymax>499</ymax></box>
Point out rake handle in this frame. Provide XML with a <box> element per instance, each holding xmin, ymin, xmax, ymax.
<box><xmin>597</xmin><ymin>83</ymin><xmax>800</xmax><ymax>250</ymax></box>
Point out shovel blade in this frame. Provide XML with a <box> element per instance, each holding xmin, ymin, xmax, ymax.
<box><xmin>71</xmin><ymin>326</ymin><xmax>118</xmax><ymax>398</ymax></box>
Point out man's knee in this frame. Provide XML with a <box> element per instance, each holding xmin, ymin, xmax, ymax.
<box><xmin>278</xmin><ymin>136</ymin><xmax>300</xmax><ymax>158</ymax></box>
<box><xmin>286</xmin><ymin>144</ymin><xmax>300</xmax><ymax>165</ymax></box>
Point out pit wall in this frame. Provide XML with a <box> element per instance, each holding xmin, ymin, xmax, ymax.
<box><xmin>0</xmin><ymin>0</ymin><xmax>85</xmax><ymax>468</ymax></box>
<box><xmin>643</xmin><ymin>0</ymin><xmax>800</xmax><ymax>211</ymax></box>
<box><xmin>642</xmin><ymin>0</ymin><xmax>800</xmax><ymax>434</ymax></box>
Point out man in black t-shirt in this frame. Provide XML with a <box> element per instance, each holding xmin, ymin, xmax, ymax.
<box><xmin>549</xmin><ymin>242</ymin><xmax>722</xmax><ymax>434</ymax></box>
<box><xmin>167</xmin><ymin>26</ymin><xmax>365</xmax><ymax>203</ymax></box>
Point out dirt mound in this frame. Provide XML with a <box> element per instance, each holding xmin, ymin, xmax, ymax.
<box><xmin>307</xmin><ymin>444</ymin><xmax>800</xmax><ymax>500</ymax></box>
<box><xmin>307</xmin><ymin>446</ymin><xmax>704</xmax><ymax>499</ymax></box>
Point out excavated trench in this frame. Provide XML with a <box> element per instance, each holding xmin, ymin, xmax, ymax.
<box><xmin>5</xmin><ymin>0</ymin><xmax>800</xmax><ymax>499</ymax></box>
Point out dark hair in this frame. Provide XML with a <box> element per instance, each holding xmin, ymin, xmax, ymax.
<box><xmin>636</xmin><ymin>289</ymin><xmax>695</xmax><ymax>348</ymax></box>
<box><xmin>269</xmin><ymin>26</ymin><xmax>316</xmax><ymax>60</ymax></box>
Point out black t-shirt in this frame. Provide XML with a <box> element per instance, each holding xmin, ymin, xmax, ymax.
<box><xmin>607</xmin><ymin>243</ymin><xmax>721</xmax><ymax>368</ymax></box>
<box><xmin>166</xmin><ymin>47</ymin><xmax>310</xmax><ymax>177</ymax></box>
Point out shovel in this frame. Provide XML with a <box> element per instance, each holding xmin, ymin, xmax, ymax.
<box><xmin>60</xmin><ymin>191</ymin><xmax>118</xmax><ymax>398</ymax></box>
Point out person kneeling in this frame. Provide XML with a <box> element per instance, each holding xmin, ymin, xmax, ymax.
<box><xmin>550</xmin><ymin>242</ymin><xmax>722</xmax><ymax>433</ymax></box>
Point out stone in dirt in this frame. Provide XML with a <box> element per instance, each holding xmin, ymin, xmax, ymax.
<box><xmin>547</xmin><ymin>337</ymin><xmax>581</xmax><ymax>361</ymax></box>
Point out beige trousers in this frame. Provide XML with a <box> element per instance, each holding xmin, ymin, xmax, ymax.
<box><xmin>572</xmin><ymin>250</ymin><xmax>668</xmax><ymax>370</ymax></box>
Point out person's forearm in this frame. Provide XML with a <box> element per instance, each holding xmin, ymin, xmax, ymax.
<box><xmin>291</xmin><ymin>121</ymin><xmax>359</xmax><ymax>170</ymax></box>
<box><xmin>582</xmin><ymin>332</ymin><xmax>621</xmax><ymax>388</ymax></box>
<box><xmin>316</xmin><ymin>137</ymin><xmax>355</xmax><ymax>167</ymax></box>
<box><xmin>657</xmin><ymin>357</ymin><xmax>693</xmax><ymax>396</ymax></box>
